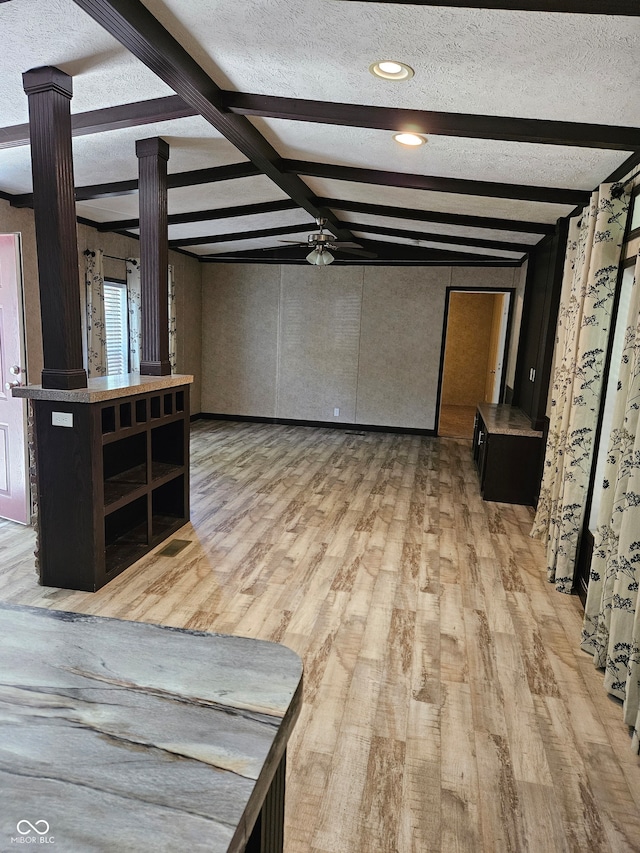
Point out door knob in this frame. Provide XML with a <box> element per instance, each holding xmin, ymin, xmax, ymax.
<box><xmin>5</xmin><ymin>381</ymin><xmax>21</xmax><ymax>390</ymax></box>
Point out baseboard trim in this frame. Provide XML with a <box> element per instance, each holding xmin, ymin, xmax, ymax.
<box><xmin>199</xmin><ymin>412</ymin><xmax>436</xmax><ymax>437</ymax></box>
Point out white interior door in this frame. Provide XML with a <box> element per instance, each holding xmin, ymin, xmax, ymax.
<box><xmin>484</xmin><ymin>292</ymin><xmax>511</xmax><ymax>404</ymax></box>
<box><xmin>0</xmin><ymin>234</ymin><xmax>29</xmax><ymax>524</ymax></box>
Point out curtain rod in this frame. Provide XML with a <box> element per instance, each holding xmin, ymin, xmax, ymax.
<box><xmin>83</xmin><ymin>249</ymin><xmax>132</xmax><ymax>262</ymax></box>
<box><xmin>621</xmin><ymin>169</ymin><xmax>640</xmax><ymax>188</ymax></box>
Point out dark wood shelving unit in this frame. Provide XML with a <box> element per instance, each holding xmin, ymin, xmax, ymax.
<box><xmin>28</xmin><ymin>379</ymin><xmax>191</xmax><ymax>591</ymax></box>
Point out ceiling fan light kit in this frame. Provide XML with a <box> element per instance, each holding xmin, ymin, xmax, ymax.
<box><xmin>307</xmin><ymin>246</ymin><xmax>335</xmax><ymax>265</ymax></box>
<box><xmin>279</xmin><ymin>218</ymin><xmax>372</xmax><ymax>264</ymax></box>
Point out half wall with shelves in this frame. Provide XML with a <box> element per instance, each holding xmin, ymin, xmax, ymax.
<box><xmin>16</xmin><ymin>375</ymin><xmax>193</xmax><ymax>591</ymax></box>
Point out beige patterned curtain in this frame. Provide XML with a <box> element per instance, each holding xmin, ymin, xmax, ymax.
<box><xmin>168</xmin><ymin>264</ymin><xmax>176</xmax><ymax>373</ymax></box>
<box><xmin>126</xmin><ymin>259</ymin><xmax>176</xmax><ymax>373</ymax></box>
<box><xmin>85</xmin><ymin>249</ymin><xmax>107</xmax><ymax>377</ymax></box>
<box><xmin>532</xmin><ymin>183</ymin><xmax>630</xmax><ymax>592</ymax></box>
<box><xmin>126</xmin><ymin>259</ymin><xmax>142</xmax><ymax>373</ymax></box>
<box><xmin>581</xmin><ymin>251</ymin><xmax>640</xmax><ymax>753</ymax></box>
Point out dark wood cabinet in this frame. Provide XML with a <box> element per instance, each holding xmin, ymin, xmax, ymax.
<box><xmin>513</xmin><ymin>219</ymin><xmax>568</xmax><ymax>431</ymax></box>
<box><xmin>21</xmin><ymin>377</ymin><xmax>192</xmax><ymax>591</ymax></box>
<box><xmin>473</xmin><ymin>404</ymin><xmax>544</xmax><ymax>506</ymax></box>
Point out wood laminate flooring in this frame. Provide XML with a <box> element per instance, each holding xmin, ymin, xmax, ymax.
<box><xmin>1</xmin><ymin>420</ymin><xmax>639</xmax><ymax>852</ymax></box>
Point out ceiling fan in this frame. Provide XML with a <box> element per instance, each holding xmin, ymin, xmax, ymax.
<box><xmin>281</xmin><ymin>218</ymin><xmax>377</xmax><ymax>265</ymax></box>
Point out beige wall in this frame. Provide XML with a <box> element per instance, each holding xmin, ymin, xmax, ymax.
<box><xmin>201</xmin><ymin>264</ymin><xmax>280</xmax><ymax>417</ymax></box>
<box><xmin>357</xmin><ymin>266</ymin><xmax>447</xmax><ymax>428</ymax></box>
<box><xmin>0</xmin><ymin>198</ymin><xmax>203</xmax><ymax>414</ymax></box>
<box><xmin>201</xmin><ymin>263</ymin><xmax>519</xmax><ymax>430</ymax></box>
<box><xmin>279</xmin><ymin>265</ymin><xmax>364</xmax><ymax>422</ymax></box>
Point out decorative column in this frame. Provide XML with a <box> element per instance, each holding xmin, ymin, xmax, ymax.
<box><xmin>23</xmin><ymin>66</ymin><xmax>87</xmax><ymax>390</ymax></box>
<box><xmin>136</xmin><ymin>137</ymin><xmax>171</xmax><ymax>376</ymax></box>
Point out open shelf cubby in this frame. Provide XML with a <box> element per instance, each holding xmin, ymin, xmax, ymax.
<box><xmin>152</xmin><ymin>475</ymin><xmax>185</xmax><ymax>539</ymax></box>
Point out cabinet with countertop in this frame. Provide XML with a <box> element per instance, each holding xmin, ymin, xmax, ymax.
<box><xmin>473</xmin><ymin>403</ymin><xmax>544</xmax><ymax>506</ymax></box>
<box><xmin>14</xmin><ymin>373</ymin><xmax>193</xmax><ymax>591</ymax></box>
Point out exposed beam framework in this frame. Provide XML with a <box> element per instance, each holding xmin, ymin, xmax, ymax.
<box><xmin>348</xmin><ymin>222</ymin><xmax>531</xmax><ymax>254</ymax></box>
<box><xmin>284</xmin><ymin>160</ymin><xmax>590</xmax><ymax>206</ymax></box>
<box><xmin>169</xmin><ymin>221</ymin><xmax>316</xmax><ymax>248</ymax></box>
<box><xmin>10</xmin><ymin>161</ymin><xmax>260</xmax><ymax>208</ymax></box>
<box><xmin>0</xmin><ymin>94</ymin><xmax>197</xmax><ymax>150</ymax></box>
<box><xmin>4</xmin><ymin>89</ymin><xmax>635</xmax><ymax>153</ymax></box>
<box><xmin>97</xmin><ymin>199</ymin><xmax>299</xmax><ymax>232</ymax></box>
<box><xmin>204</xmin><ymin>241</ymin><xmax>520</xmax><ymax>266</ymax></box>
<box><xmin>331</xmin><ymin>1</ymin><xmax>640</xmax><ymax>14</ymax></box>
<box><xmin>71</xmin><ymin>0</ymin><xmax>355</xmax><ymax>243</ymax></box>
<box><xmin>168</xmin><ymin>219</ymin><xmax>530</xmax><ymax>254</ymax></box>
<box><xmin>223</xmin><ymin>93</ymin><xmax>640</xmax><ymax>152</ymax></box>
<box><xmin>318</xmin><ymin>197</ymin><xmax>554</xmax><ymax>235</ymax></box>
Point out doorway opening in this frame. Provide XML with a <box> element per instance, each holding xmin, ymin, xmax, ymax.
<box><xmin>437</xmin><ymin>288</ymin><xmax>512</xmax><ymax>439</ymax></box>
<box><xmin>0</xmin><ymin>233</ymin><xmax>29</xmax><ymax>523</ymax></box>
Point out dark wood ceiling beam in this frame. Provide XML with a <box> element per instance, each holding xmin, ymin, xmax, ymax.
<box><xmin>10</xmin><ymin>161</ymin><xmax>260</xmax><ymax>208</ymax></box>
<box><xmin>349</xmin><ymin>221</ymin><xmax>530</xmax><ymax>253</ymax></box>
<box><xmin>169</xmin><ymin>221</ymin><xmax>315</xmax><ymax>248</ymax></box>
<box><xmin>71</xmin><ymin>0</ymin><xmax>355</xmax><ymax>243</ymax></box>
<box><xmin>331</xmin><ymin>1</ymin><xmax>640</xmax><ymax>14</ymax></box>
<box><xmin>4</xmin><ymin>88</ymin><xmax>635</xmax><ymax>152</ymax></box>
<box><xmin>318</xmin><ymin>197</ymin><xmax>554</xmax><ymax>234</ymax></box>
<box><xmin>284</xmin><ymin>159</ymin><xmax>590</xmax><ymax>206</ymax></box>
<box><xmin>97</xmin><ymin>198</ymin><xmax>299</xmax><ymax>232</ymax></box>
<box><xmin>0</xmin><ymin>94</ymin><xmax>197</xmax><ymax>150</ymax></box>
<box><xmin>223</xmin><ymin>93</ymin><xmax>640</xmax><ymax>152</ymax></box>
<box><xmin>203</xmin><ymin>241</ymin><xmax>519</xmax><ymax>266</ymax></box>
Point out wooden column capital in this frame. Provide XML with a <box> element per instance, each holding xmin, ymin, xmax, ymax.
<box><xmin>135</xmin><ymin>137</ymin><xmax>170</xmax><ymax>161</ymax></box>
<box><xmin>23</xmin><ymin>65</ymin><xmax>87</xmax><ymax>390</ymax></box>
<box><xmin>22</xmin><ymin>66</ymin><xmax>73</xmax><ymax>98</ymax></box>
<box><xmin>136</xmin><ymin>136</ymin><xmax>171</xmax><ymax>377</ymax></box>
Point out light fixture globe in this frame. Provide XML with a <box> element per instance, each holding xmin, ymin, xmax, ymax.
<box><xmin>307</xmin><ymin>246</ymin><xmax>335</xmax><ymax>266</ymax></box>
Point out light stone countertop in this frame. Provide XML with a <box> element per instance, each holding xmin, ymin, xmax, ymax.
<box><xmin>477</xmin><ymin>403</ymin><xmax>543</xmax><ymax>438</ymax></box>
<box><xmin>0</xmin><ymin>603</ymin><xmax>303</xmax><ymax>852</ymax></box>
<box><xmin>12</xmin><ymin>372</ymin><xmax>193</xmax><ymax>403</ymax></box>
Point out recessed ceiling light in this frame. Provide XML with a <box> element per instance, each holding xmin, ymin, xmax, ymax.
<box><xmin>393</xmin><ymin>132</ymin><xmax>427</xmax><ymax>147</ymax></box>
<box><xmin>369</xmin><ymin>60</ymin><xmax>414</xmax><ymax>81</ymax></box>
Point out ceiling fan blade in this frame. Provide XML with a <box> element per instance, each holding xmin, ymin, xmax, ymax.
<box><xmin>278</xmin><ymin>239</ymin><xmax>306</xmax><ymax>244</ymax></box>
<box><xmin>336</xmin><ymin>245</ymin><xmax>378</xmax><ymax>259</ymax></box>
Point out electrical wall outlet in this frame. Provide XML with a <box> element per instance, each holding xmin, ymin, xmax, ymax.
<box><xmin>333</xmin><ymin>407</ymin><xmax>340</xmax><ymax>417</ymax></box>
<box><xmin>52</xmin><ymin>411</ymin><xmax>73</xmax><ymax>428</ymax></box>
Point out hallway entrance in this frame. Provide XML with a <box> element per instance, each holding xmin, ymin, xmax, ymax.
<box><xmin>438</xmin><ymin>289</ymin><xmax>511</xmax><ymax>438</ymax></box>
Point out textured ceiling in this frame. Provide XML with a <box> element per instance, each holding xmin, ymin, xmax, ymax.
<box><xmin>0</xmin><ymin>0</ymin><xmax>638</xmax><ymax>265</ymax></box>
<box><xmin>252</xmin><ymin>117</ymin><xmax>630</xmax><ymax>189</ymax></box>
<box><xmin>305</xmin><ymin>177</ymin><xmax>577</xmax><ymax>223</ymax></box>
<box><xmin>0</xmin><ymin>0</ymin><xmax>174</xmax><ymax>124</ymax></box>
<box><xmin>148</xmin><ymin>0</ymin><xmax>640</xmax><ymax>124</ymax></box>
